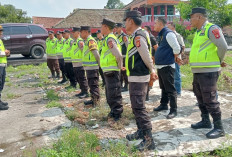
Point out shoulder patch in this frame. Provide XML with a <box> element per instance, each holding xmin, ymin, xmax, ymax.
<box><xmin>123</xmin><ymin>36</ymin><xmax>127</xmax><ymax>42</ymax></box>
<box><xmin>108</xmin><ymin>40</ymin><xmax>113</xmax><ymax>49</ymax></box>
<box><xmin>89</xmin><ymin>40</ymin><xmax>97</xmax><ymax>50</ymax></box>
<box><xmin>79</xmin><ymin>41</ymin><xmax>84</xmax><ymax>49</ymax></box>
<box><xmin>212</xmin><ymin>29</ymin><xmax>220</xmax><ymax>39</ymax></box>
<box><xmin>135</xmin><ymin>36</ymin><xmax>141</xmax><ymax>48</ymax></box>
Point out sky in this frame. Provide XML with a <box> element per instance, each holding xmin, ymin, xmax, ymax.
<box><xmin>0</xmin><ymin>0</ymin><xmax>132</xmax><ymax>18</ymax></box>
<box><xmin>1</xmin><ymin>0</ymin><xmax>232</xmax><ymax>18</ymax></box>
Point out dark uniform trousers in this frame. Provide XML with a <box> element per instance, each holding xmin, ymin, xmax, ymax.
<box><xmin>73</xmin><ymin>66</ymin><xmax>88</xmax><ymax>93</ymax></box>
<box><xmin>65</xmin><ymin>62</ymin><xmax>76</xmax><ymax>86</ymax></box>
<box><xmin>58</xmin><ymin>58</ymin><xmax>67</xmax><ymax>78</ymax></box>
<box><xmin>0</xmin><ymin>66</ymin><xmax>6</xmax><ymax>99</ymax></box>
<box><xmin>104</xmin><ymin>71</ymin><xmax>123</xmax><ymax>116</ymax></box>
<box><xmin>99</xmin><ymin>67</ymin><xmax>106</xmax><ymax>85</ymax></box>
<box><xmin>86</xmin><ymin>69</ymin><xmax>100</xmax><ymax>100</ymax></box>
<box><xmin>129</xmin><ymin>82</ymin><xmax>152</xmax><ymax>130</ymax></box>
<box><xmin>157</xmin><ymin>66</ymin><xmax>177</xmax><ymax>112</ymax></box>
<box><xmin>47</xmin><ymin>59</ymin><xmax>60</xmax><ymax>74</ymax></box>
<box><xmin>193</xmin><ymin>71</ymin><xmax>221</xmax><ymax>122</ymax></box>
<box><xmin>121</xmin><ymin>58</ymin><xmax>128</xmax><ymax>86</ymax></box>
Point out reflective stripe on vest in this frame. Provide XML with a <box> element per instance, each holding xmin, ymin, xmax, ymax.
<box><xmin>189</xmin><ymin>22</ymin><xmax>220</xmax><ymax>68</ymax></box>
<box><xmin>46</xmin><ymin>37</ymin><xmax>57</xmax><ymax>56</ymax></box>
<box><xmin>0</xmin><ymin>40</ymin><xmax>7</xmax><ymax>64</ymax></box>
<box><xmin>56</xmin><ymin>38</ymin><xmax>64</xmax><ymax>56</ymax></box>
<box><xmin>100</xmin><ymin>33</ymin><xmax>121</xmax><ymax>72</ymax></box>
<box><xmin>82</xmin><ymin>36</ymin><xmax>98</xmax><ymax>67</ymax></box>
<box><xmin>63</xmin><ymin>38</ymin><xmax>73</xmax><ymax>61</ymax></box>
<box><xmin>71</xmin><ymin>38</ymin><xmax>83</xmax><ymax>63</ymax></box>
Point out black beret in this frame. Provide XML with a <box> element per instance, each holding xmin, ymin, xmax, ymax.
<box><xmin>96</xmin><ymin>30</ymin><xmax>101</xmax><ymax>34</ymax></box>
<box><xmin>56</xmin><ymin>30</ymin><xmax>63</xmax><ymax>34</ymax></box>
<box><xmin>124</xmin><ymin>10</ymin><xmax>142</xmax><ymax>21</ymax></box>
<box><xmin>48</xmin><ymin>30</ymin><xmax>54</xmax><ymax>34</ymax></box>
<box><xmin>115</xmin><ymin>23</ymin><xmax>123</xmax><ymax>27</ymax></box>
<box><xmin>80</xmin><ymin>26</ymin><xmax>91</xmax><ymax>31</ymax></box>
<box><xmin>0</xmin><ymin>25</ymin><xmax>3</xmax><ymax>31</ymax></box>
<box><xmin>63</xmin><ymin>29</ymin><xmax>70</xmax><ymax>33</ymax></box>
<box><xmin>72</xmin><ymin>27</ymin><xmax>81</xmax><ymax>32</ymax></box>
<box><xmin>189</xmin><ymin>7</ymin><xmax>207</xmax><ymax>17</ymax></box>
<box><xmin>101</xmin><ymin>18</ymin><xmax>115</xmax><ymax>28</ymax></box>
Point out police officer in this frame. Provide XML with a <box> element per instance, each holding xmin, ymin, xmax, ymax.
<box><xmin>115</xmin><ymin>23</ymin><xmax>129</xmax><ymax>92</ymax></box>
<box><xmin>189</xmin><ymin>7</ymin><xmax>228</xmax><ymax>139</ymax></box>
<box><xmin>144</xmin><ymin>26</ymin><xmax>158</xmax><ymax>101</ymax></box>
<box><xmin>63</xmin><ymin>29</ymin><xmax>76</xmax><ymax>88</ymax></box>
<box><xmin>46</xmin><ymin>31</ymin><xmax>60</xmax><ymax>78</ymax></box>
<box><xmin>124</xmin><ymin>11</ymin><xmax>158</xmax><ymax>151</ymax></box>
<box><xmin>0</xmin><ymin>25</ymin><xmax>10</xmax><ymax>110</ymax></box>
<box><xmin>96</xmin><ymin>30</ymin><xmax>106</xmax><ymax>87</ymax></box>
<box><xmin>80</xmin><ymin>26</ymin><xmax>100</xmax><ymax>107</ymax></box>
<box><xmin>71</xmin><ymin>27</ymin><xmax>89</xmax><ymax>98</ymax></box>
<box><xmin>100</xmin><ymin>19</ymin><xmax>123</xmax><ymax>121</ymax></box>
<box><xmin>56</xmin><ymin>31</ymin><xmax>67</xmax><ymax>84</ymax></box>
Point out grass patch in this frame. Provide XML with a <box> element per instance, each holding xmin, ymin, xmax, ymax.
<box><xmin>46</xmin><ymin>101</ymin><xmax>63</xmax><ymax>108</ymax></box>
<box><xmin>6</xmin><ymin>93</ymin><xmax>22</xmax><ymax>99</ymax></box>
<box><xmin>46</xmin><ymin>89</ymin><xmax>59</xmax><ymax>101</ymax></box>
<box><xmin>37</xmin><ymin>128</ymin><xmax>141</xmax><ymax>157</ymax></box>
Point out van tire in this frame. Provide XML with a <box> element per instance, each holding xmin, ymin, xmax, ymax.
<box><xmin>31</xmin><ymin>45</ymin><xmax>45</xmax><ymax>59</ymax></box>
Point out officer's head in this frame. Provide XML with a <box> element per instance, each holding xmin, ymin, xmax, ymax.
<box><xmin>154</xmin><ymin>17</ymin><xmax>167</xmax><ymax>32</ymax></box>
<box><xmin>124</xmin><ymin>10</ymin><xmax>142</xmax><ymax>35</ymax></box>
<box><xmin>144</xmin><ymin>26</ymin><xmax>152</xmax><ymax>33</ymax></box>
<box><xmin>101</xmin><ymin>18</ymin><xmax>115</xmax><ymax>36</ymax></box>
<box><xmin>48</xmin><ymin>30</ymin><xmax>54</xmax><ymax>39</ymax></box>
<box><xmin>189</xmin><ymin>7</ymin><xmax>207</xmax><ymax>29</ymax></box>
<box><xmin>63</xmin><ymin>29</ymin><xmax>71</xmax><ymax>39</ymax></box>
<box><xmin>56</xmin><ymin>31</ymin><xmax>63</xmax><ymax>40</ymax></box>
<box><xmin>96</xmin><ymin>30</ymin><xmax>103</xmax><ymax>39</ymax></box>
<box><xmin>167</xmin><ymin>23</ymin><xmax>176</xmax><ymax>31</ymax></box>
<box><xmin>115</xmin><ymin>23</ymin><xmax>123</xmax><ymax>34</ymax></box>
<box><xmin>71</xmin><ymin>27</ymin><xmax>81</xmax><ymax>39</ymax></box>
<box><xmin>80</xmin><ymin>26</ymin><xmax>91</xmax><ymax>40</ymax></box>
<box><xmin>0</xmin><ymin>25</ymin><xmax>3</xmax><ymax>38</ymax></box>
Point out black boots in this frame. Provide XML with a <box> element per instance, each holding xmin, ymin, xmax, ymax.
<box><xmin>126</xmin><ymin>129</ymin><xmax>143</xmax><ymax>141</ymax></box>
<box><xmin>51</xmin><ymin>72</ymin><xmax>56</xmax><ymax>79</ymax></box>
<box><xmin>167</xmin><ymin>110</ymin><xmax>177</xmax><ymax>119</ymax></box>
<box><xmin>153</xmin><ymin>104</ymin><xmax>168</xmax><ymax>111</ymax></box>
<box><xmin>135</xmin><ymin>129</ymin><xmax>156</xmax><ymax>151</ymax></box>
<box><xmin>121</xmin><ymin>84</ymin><xmax>128</xmax><ymax>92</ymax></box>
<box><xmin>84</xmin><ymin>98</ymin><xmax>100</xmax><ymax>107</ymax></box>
<box><xmin>58</xmin><ymin>73</ymin><xmax>67</xmax><ymax>84</ymax></box>
<box><xmin>0</xmin><ymin>100</ymin><xmax>9</xmax><ymax>110</ymax></box>
<box><xmin>206</xmin><ymin>120</ymin><xmax>225</xmax><ymax>139</ymax></box>
<box><xmin>56</xmin><ymin>73</ymin><xmax>60</xmax><ymax>79</ymax></box>
<box><xmin>191</xmin><ymin>114</ymin><xmax>212</xmax><ymax>129</ymax></box>
<box><xmin>76</xmin><ymin>92</ymin><xmax>89</xmax><ymax>99</ymax></box>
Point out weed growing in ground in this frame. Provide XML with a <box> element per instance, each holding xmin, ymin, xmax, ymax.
<box><xmin>46</xmin><ymin>89</ymin><xmax>59</xmax><ymax>101</ymax></box>
<box><xmin>46</xmin><ymin>101</ymin><xmax>63</xmax><ymax>108</ymax></box>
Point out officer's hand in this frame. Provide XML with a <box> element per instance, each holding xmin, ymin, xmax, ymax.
<box><xmin>151</xmin><ymin>72</ymin><xmax>158</xmax><ymax>81</ymax></box>
<box><xmin>121</xmin><ymin>67</ymin><xmax>126</xmax><ymax>71</ymax></box>
<box><xmin>175</xmin><ymin>57</ymin><xmax>183</xmax><ymax>66</ymax></box>
<box><xmin>221</xmin><ymin>61</ymin><xmax>227</xmax><ymax>67</ymax></box>
<box><xmin>5</xmin><ymin>49</ymin><xmax>10</xmax><ymax>57</ymax></box>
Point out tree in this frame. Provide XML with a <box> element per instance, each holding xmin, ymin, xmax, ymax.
<box><xmin>0</xmin><ymin>3</ymin><xmax>31</xmax><ymax>23</ymax></box>
<box><xmin>176</xmin><ymin>0</ymin><xmax>232</xmax><ymax>27</ymax></box>
<box><xmin>105</xmin><ymin>0</ymin><xmax>125</xmax><ymax>9</ymax></box>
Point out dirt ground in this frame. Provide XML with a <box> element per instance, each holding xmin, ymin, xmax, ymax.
<box><xmin>0</xmin><ymin>68</ymin><xmax>232</xmax><ymax>157</ymax></box>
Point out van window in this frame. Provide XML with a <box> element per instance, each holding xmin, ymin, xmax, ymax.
<box><xmin>3</xmin><ymin>27</ymin><xmax>11</xmax><ymax>35</ymax></box>
<box><xmin>29</xmin><ymin>25</ymin><xmax>46</xmax><ymax>34</ymax></box>
<box><xmin>11</xmin><ymin>26</ymin><xmax>31</xmax><ymax>35</ymax></box>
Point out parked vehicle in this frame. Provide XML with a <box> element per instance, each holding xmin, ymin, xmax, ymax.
<box><xmin>1</xmin><ymin>23</ymin><xmax>48</xmax><ymax>59</ymax></box>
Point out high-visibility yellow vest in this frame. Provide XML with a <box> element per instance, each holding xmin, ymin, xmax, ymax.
<box><xmin>97</xmin><ymin>39</ymin><xmax>103</xmax><ymax>54</ymax></box>
<box><xmin>63</xmin><ymin>38</ymin><xmax>73</xmax><ymax>62</ymax></box>
<box><xmin>82</xmin><ymin>36</ymin><xmax>98</xmax><ymax>67</ymax></box>
<box><xmin>0</xmin><ymin>39</ymin><xmax>7</xmax><ymax>64</ymax></box>
<box><xmin>126</xmin><ymin>29</ymin><xmax>151</xmax><ymax>76</ymax></box>
<box><xmin>100</xmin><ymin>33</ymin><xmax>121</xmax><ymax>72</ymax></box>
<box><xmin>46</xmin><ymin>37</ymin><xmax>57</xmax><ymax>57</ymax></box>
<box><xmin>189</xmin><ymin>22</ymin><xmax>220</xmax><ymax>68</ymax></box>
<box><xmin>56</xmin><ymin>38</ymin><xmax>64</xmax><ymax>57</ymax></box>
<box><xmin>71</xmin><ymin>37</ymin><xmax>83</xmax><ymax>63</ymax></box>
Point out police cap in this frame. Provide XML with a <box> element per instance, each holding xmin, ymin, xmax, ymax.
<box><xmin>115</xmin><ymin>23</ymin><xmax>123</xmax><ymax>28</ymax></box>
<box><xmin>189</xmin><ymin>7</ymin><xmax>207</xmax><ymax>17</ymax></box>
<box><xmin>63</xmin><ymin>29</ymin><xmax>70</xmax><ymax>33</ymax></box>
<box><xmin>96</xmin><ymin>30</ymin><xmax>101</xmax><ymax>34</ymax></box>
<box><xmin>80</xmin><ymin>26</ymin><xmax>91</xmax><ymax>31</ymax></box>
<box><xmin>123</xmin><ymin>10</ymin><xmax>142</xmax><ymax>21</ymax></box>
<box><xmin>101</xmin><ymin>18</ymin><xmax>115</xmax><ymax>28</ymax></box>
<box><xmin>48</xmin><ymin>30</ymin><xmax>54</xmax><ymax>34</ymax></box>
<box><xmin>72</xmin><ymin>27</ymin><xmax>81</xmax><ymax>32</ymax></box>
<box><xmin>56</xmin><ymin>30</ymin><xmax>63</xmax><ymax>34</ymax></box>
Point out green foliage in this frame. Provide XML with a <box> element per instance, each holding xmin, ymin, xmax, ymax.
<box><xmin>6</xmin><ymin>93</ymin><xmax>22</xmax><ymax>99</ymax></box>
<box><xmin>46</xmin><ymin>101</ymin><xmax>63</xmax><ymax>108</ymax></box>
<box><xmin>37</xmin><ymin>128</ymin><xmax>141</xmax><ymax>157</ymax></box>
<box><xmin>0</xmin><ymin>3</ymin><xmax>31</xmax><ymax>23</ymax></box>
<box><xmin>176</xmin><ymin>0</ymin><xmax>232</xmax><ymax>27</ymax></box>
<box><xmin>46</xmin><ymin>89</ymin><xmax>59</xmax><ymax>101</ymax></box>
<box><xmin>105</xmin><ymin>0</ymin><xmax>125</xmax><ymax>9</ymax></box>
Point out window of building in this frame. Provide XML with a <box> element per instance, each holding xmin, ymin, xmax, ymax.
<box><xmin>147</xmin><ymin>8</ymin><xmax>151</xmax><ymax>15</ymax></box>
<box><xmin>154</xmin><ymin>6</ymin><xmax>158</xmax><ymax>15</ymax></box>
<box><xmin>168</xmin><ymin>5</ymin><xmax>174</xmax><ymax>15</ymax></box>
<box><xmin>160</xmin><ymin>5</ymin><xmax>165</xmax><ymax>15</ymax></box>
